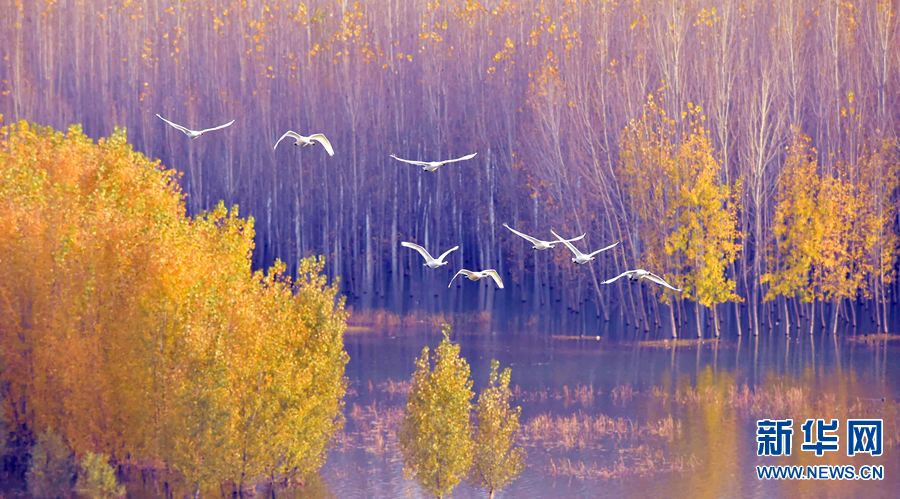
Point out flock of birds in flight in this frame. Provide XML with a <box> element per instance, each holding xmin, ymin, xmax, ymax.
<box><xmin>155</xmin><ymin>114</ymin><xmax>683</xmax><ymax>295</ymax></box>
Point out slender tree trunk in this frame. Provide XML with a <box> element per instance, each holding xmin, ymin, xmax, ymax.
<box><xmin>809</xmin><ymin>300</ymin><xmax>816</xmax><ymax>335</ymax></box>
<box><xmin>713</xmin><ymin>304</ymin><xmax>720</xmax><ymax>338</ymax></box>
<box><xmin>783</xmin><ymin>297</ymin><xmax>790</xmax><ymax>336</ymax></box>
<box><xmin>669</xmin><ymin>301</ymin><xmax>677</xmax><ymax>339</ymax></box>
<box><xmin>696</xmin><ymin>302</ymin><xmax>703</xmax><ymax>338</ymax></box>
<box><xmin>831</xmin><ymin>300</ymin><xmax>840</xmax><ymax>336</ymax></box>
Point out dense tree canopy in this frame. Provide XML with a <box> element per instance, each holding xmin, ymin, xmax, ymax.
<box><xmin>0</xmin><ymin>121</ymin><xmax>348</xmax><ymax>494</ymax></box>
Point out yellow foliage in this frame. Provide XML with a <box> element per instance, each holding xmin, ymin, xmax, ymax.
<box><xmin>0</xmin><ymin>122</ymin><xmax>348</xmax><ymax>494</ymax></box>
<box><xmin>619</xmin><ymin>97</ymin><xmax>741</xmax><ymax>307</ymax></box>
<box><xmin>765</xmin><ymin>133</ymin><xmax>899</xmax><ymax>304</ymax></box>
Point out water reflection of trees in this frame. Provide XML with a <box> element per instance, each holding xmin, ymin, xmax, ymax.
<box><xmin>334</xmin><ymin>367</ymin><xmax>898</xmax><ymax>495</ymax></box>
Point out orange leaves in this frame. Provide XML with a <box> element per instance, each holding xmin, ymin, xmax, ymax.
<box><xmin>619</xmin><ymin>97</ymin><xmax>741</xmax><ymax>306</ymax></box>
<box><xmin>0</xmin><ymin>123</ymin><xmax>347</xmax><ymax>494</ymax></box>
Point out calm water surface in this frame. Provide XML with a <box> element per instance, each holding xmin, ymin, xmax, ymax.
<box><xmin>312</xmin><ymin>318</ymin><xmax>900</xmax><ymax>499</ymax></box>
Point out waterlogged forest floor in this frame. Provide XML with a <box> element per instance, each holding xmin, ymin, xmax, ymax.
<box><xmin>334</xmin><ymin>381</ymin><xmax>699</xmax><ymax>485</ymax></box>
<box><xmin>324</xmin><ymin>324</ymin><xmax>900</xmax><ymax>498</ymax></box>
<box><xmin>328</xmin><ymin>375</ymin><xmax>900</xmax><ymax>491</ymax></box>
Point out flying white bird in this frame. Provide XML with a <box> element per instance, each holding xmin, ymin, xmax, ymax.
<box><xmin>389</xmin><ymin>152</ymin><xmax>477</xmax><ymax>172</ymax></box>
<box><xmin>503</xmin><ymin>223</ymin><xmax>585</xmax><ymax>250</ymax></box>
<box><xmin>602</xmin><ymin>269</ymin><xmax>683</xmax><ymax>292</ymax></box>
<box><xmin>401</xmin><ymin>242</ymin><xmax>459</xmax><ymax>269</ymax></box>
<box><xmin>274</xmin><ymin>131</ymin><xmax>335</xmax><ymax>156</ymax></box>
<box><xmin>448</xmin><ymin>269</ymin><xmax>504</xmax><ymax>289</ymax></box>
<box><xmin>156</xmin><ymin>114</ymin><xmax>235</xmax><ymax>139</ymax></box>
<box><xmin>550</xmin><ymin>229</ymin><xmax>619</xmax><ymax>265</ymax></box>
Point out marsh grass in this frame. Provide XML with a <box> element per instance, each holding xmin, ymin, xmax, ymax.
<box><xmin>334</xmin><ymin>375</ymin><xmax>898</xmax><ymax>486</ymax></box>
<box><xmin>523</xmin><ymin>411</ymin><xmax>681</xmax><ymax>452</ymax></box>
<box><xmin>547</xmin><ymin>450</ymin><xmax>701</xmax><ymax>480</ymax></box>
<box><xmin>640</xmin><ymin>338</ymin><xmax>722</xmax><ymax>348</ymax></box>
<box><xmin>655</xmin><ymin>379</ymin><xmax>900</xmax><ymax>449</ymax></box>
<box><xmin>611</xmin><ymin>384</ymin><xmax>635</xmax><ymax>405</ymax></box>
<box><xmin>345</xmin><ymin>309</ymin><xmax>492</xmax><ymax>331</ymax></box>
<box><xmin>344</xmin><ymin>402</ymin><xmax>404</xmax><ymax>458</ymax></box>
<box><xmin>845</xmin><ymin>333</ymin><xmax>900</xmax><ymax>344</ymax></box>
<box><xmin>345</xmin><ymin>308</ymin><xmax>449</xmax><ymax>330</ymax></box>
<box><xmin>511</xmin><ymin>384</ymin><xmax>601</xmax><ymax>407</ymax></box>
<box><xmin>369</xmin><ymin>380</ymin><xmax>605</xmax><ymax>407</ymax></box>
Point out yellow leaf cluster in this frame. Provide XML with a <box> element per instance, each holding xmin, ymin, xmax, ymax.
<box><xmin>0</xmin><ymin>122</ymin><xmax>348</xmax><ymax>494</ymax></box>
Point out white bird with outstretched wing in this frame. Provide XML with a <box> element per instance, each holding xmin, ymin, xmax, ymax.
<box><xmin>448</xmin><ymin>269</ymin><xmax>504</xmax><ymax>289</ymax></box>
<box><xmin>550</xmin><ymin>229</ymin><xmax>619</xmax><ymax>264</ymax></box>
<box><xmin>504</xmin><ymin>223</ymin><xmax>585</xmax><ymax>250</ymax></box>
<box><xmin>401</xmin><ymin>242</ymin><xmax>459</xmax><ymax>269</ymax></box>
<box><xmin>274</xmin><ymin>131</ymin><xmax>335</xmax><ymax>156</ymax></box>
<box><xmin>602</xmin><ymin>269</ymin><xmax>682</xmax><ymax>292</ymax></box>
<box><xmin>157</xmin><ymin>114</ymin><xmax>234</xmax><ymax>139</ymax></box>
<box><xmin>390</xmin><ymin>152</ymin><xmax>477</xmax><ymax>172</ymax></box>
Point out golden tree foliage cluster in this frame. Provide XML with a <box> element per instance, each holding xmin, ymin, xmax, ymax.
<box><xmin>469</xmin><ymin>359</ymin><xmax>525</xmax><ymax>499</ymax></box>
<box><xmin>0</xmin><ymin>121</ymin><xmax>348</xmax><ymax>494</ymax></box>
<box><xmin>765</xmin><ymin>132</ymin><xmax>900</xmax><ymax>310</ymax></box>
<box><xmin>399</xmin><ymin>328</ymin><xmax>475</xmax><ymax>498</ymax></box>
<box><xmin>619</xmin><ymin>97</ymin><xmax>741</xmax><ymax>335</ymax></box>
<box><xmin>399</xmin><ymin>327</ymin><xmax>524</xmax><ymax>498</ymax></box>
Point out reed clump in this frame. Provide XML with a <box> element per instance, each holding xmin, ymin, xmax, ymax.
<box><xmin>346</xmin><ymin>402</ymin><xmax>405</xmax><ymax>457</ymax></box>
<box><xmin>611</xmin><ymin>384</ymin><xmax>635</xmax><ymax>405</ymax></box>
<box><xmin>523</xmin><ymin>411</ymin><xmax>680</xmax><ymax>451</ymax></box>
<box><xmin>547</xmin><ymin>447</ymin><xmax>700</xmax><ymax>480</ymax></box>
<box><xmin>845</xmin><ymin>333</ymin><xmax>900</xmax><ymax>344</ymax></box>
<box><xmin>376</xmin><ymin>379</ymin><xmax>412</xmax><ymax>398</ymax></box>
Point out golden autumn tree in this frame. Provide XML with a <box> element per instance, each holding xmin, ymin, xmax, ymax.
<box><xmin>814</xmin><ymin>163</ymin><xmax>867</xmax><ymax>333</ymax></box>
<box><xmin>666</xmin><ymin>104</ymin><xmax>742</xmax><ymax>338</ymax></box>
<box><xmin>619</xmin><ymin>97</ymin><xmax>741</xmax><ymax>338</ymax></box>
<box><xmin>399</xmin><ymin>325</ymin><xmax>474</xmax><ymax>499</ymax></box>
<box><xmin>763</xmin><ymin>132</ymin><xmax>821</xmax><ymax>328</ymax></box>
<box><xmin>856</xmin><ymin>138</ymin><xmax>900</xmax><ymax>333</ymax></box>
<box><xmin>618</xmin><ymin>94</ymin><xmax>681</xmax><ymax>334</ymax></box>
<box><xmin>0</xmin><ymin>121</ymin><xmax>348</xmax><ymax>496</ymax></box>
<box><xmin>765</xmin><ymin>132</ymin><xmax>899</xmax><ymax>335</ymax></box>
<box><xmin>469</xmin><ymin>359</ymin><xmax>525</xmax><ymax>499</ymax></box>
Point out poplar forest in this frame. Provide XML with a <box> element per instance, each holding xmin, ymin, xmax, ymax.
<box><xmin>2</xmin><ymin>0</ymin><xmax>900</xmax><ymax>334</ymax></box>
<box><xmin>2</xmin><ymin>0</ymin><xmax>900</xmax><ymax>497</ymax></box>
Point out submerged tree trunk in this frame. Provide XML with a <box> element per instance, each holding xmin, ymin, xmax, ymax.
<box><xmin>696</xmin><ymin>302</ymin><xmax>703</xmax><ymax>338</ymax></box>
<box><xmin>713</xmin><ymin>304</ymin><xmax>720</xmax><ymax>338</ymax></box>
<box><xmin>831</xmin><ymin>300</ymin><xmax>840</xmax><ymax>336</ymax></box>
<box><xmin>783</xmin><ymin>297</ymin><xmax>790</xmax><ymax>336</ymax></box>
<box><xmin>809</xmin><ymin>300</ymin><xmax>816</xmax><ymax>335</ymax></box>
<box><xmin>669</xmin><ymin>301</ymin><xmax>677</xmax><ymax>339</ymax></box>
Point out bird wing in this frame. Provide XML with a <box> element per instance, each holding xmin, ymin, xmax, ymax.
<box><xmin>550</xmin><ymin>229</ymin><xmax>584</xmax><ymax>258</ymax></box>
<box><xmin>441</xmin><ymin>152</ymin><xmax>478</xmax><ymax>165</ymax></box>
<box><xmin>274</xmin><ymin>130</ymin><xmax>301</xmax><ymax>150</ymax></box>
<box><xmin>390</xmin><ymin>154</ymin><xmax>430</xmax><ymax>167</ymax></box>
<box><xmin>156</xmin><ymin>114</ymin><xmax>194</xmax><ymax>135</ymax></box>
<box><xmin>587</xmin><ymin>241</ymin><xmax>620</xmax><ymax>258</ymax></box>
<box><xmin>309</xmin><ymin>133</ymin><xmax>335</xmax><ymax>156</ymax></box>
<box><xmin>448</xmin><ymin>269</ymin><xmax>472</xmax><ymax>288</ymax></box>
<box><xmin>644</xmin><ymin>272</ymin><xmax>683</xmax><ymax>292</ymax></box>
<box><xmin>560</xmin><ymin>233</ymin><xmax>587</xmax><ymax>243</ymax></box>
<box><xmin>401</xmin><ymin>241</ymin><xmax>435</xmax><ymax>262</ymax></box>
<box><xmin>601</xmin><ymin>270</ymin><xmax>633</xmax><ymax>285</ymax></box>
<box><xmin>436</xmin><ymin>245</ymin><xmax>459</xmax><ymax>263</ymax></box>
<box><xmin>503</xmin><ymin>224</ymin><xmax>542</xmax><ymax>245</ymax></box>
<box><xmin>198</xmin><ymin>119</ymin><xmax>235</xmax><ymax>134</ymax></box>
<box><xmin>483</xmin><ymin>269</ymin><xmax>504</xmax><ymax>289</ymax></box>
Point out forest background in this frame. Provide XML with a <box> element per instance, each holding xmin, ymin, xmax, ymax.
<box><xmin>1</xmin><ymin>0</ymin><xmax>899</xmax><ymax>337</ymax></box>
